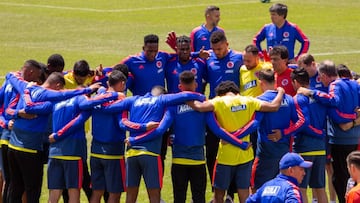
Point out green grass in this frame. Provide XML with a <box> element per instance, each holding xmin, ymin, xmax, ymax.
<box><xmin>1</xmin><ymin>0</ymin><xmax>359</xmax><ymax>202</ymax></box>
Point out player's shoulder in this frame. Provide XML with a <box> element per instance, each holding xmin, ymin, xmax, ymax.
<box><xmin>121</xmin><ymin>52</ymin><xmax>144</xmax><ymax>63</ymax></box>
<box><xmin>190</xmin><ymin>25</ymin><xmax>204</xmax><ymax>34</ymax></box>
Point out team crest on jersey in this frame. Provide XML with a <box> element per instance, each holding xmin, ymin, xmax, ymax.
<box><xmin>191</xmin><ymin>68</ymin><xmax>198</xmax><ymax>75</ymax></box>
<box><xmin>139</xmin><ymin>64</ymin><xmax>144</xmax><ymax>69</ymax></box>
<box><xmin>269</xmin><ymin>32</ymin><xmax>274</xmax><ymax>37</ymax></box>
<box><xmin>156</xmin><ymin>61</ymin><xmax>162</xmax><ymax>68</ymax></box>
<box><xmin>201</xmin><ymin>36</ymin><xmax>207</xmax><ymax>41</ymax></box>
<box><xmin>281</xmin><ymin>79</ymin><xmax>289</xmax><ymax>86</ymax></box>
<box><xmin>283</xmin><ymin>32</ymin><xmax>290</xmax><ymax>38</ymax></box>
<box><xmin>316</xmin><ymin>76</ymin><xmax>321</xmax><ymax>83</ymax></box>
<box><xmin>254</xmin><ymin>71</ymin><xmax>260</xmax><ymax>78</ymax></box>
<box><xmin>227</xmin><ymin>61</ymin><xmax>234</xmax><ymax>69</ymax></box>
<box><xmin>172</xmin><ymin>69</ymin><xmax>177</xmax><ymax>75</ymax></box>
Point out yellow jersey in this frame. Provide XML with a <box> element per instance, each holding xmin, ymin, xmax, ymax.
<box><xmin>210</xmin><ymin>95</ymin><xmax>262</xmax><ymax>165</ymax></box>
<box><xmin>239</xmin><ymin>62</ymin><xmax>272</xmax><ymax>97</ymax></box>
<box><xmin>63</xmin><ymin>71</ymin><xmax>94</xmax><ymax>89</ymax></box>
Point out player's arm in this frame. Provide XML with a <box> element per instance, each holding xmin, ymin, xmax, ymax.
<box><xmin>258</xmin><ymin>87</ymin><xmax>285</xmax><ymax>112</ymax></box>
<box><xmin>284</xmin><ymin>187</ymin><xmax>303</xmax><ymax>203</ymax></box>
<box><xmin>232</xmin><ymin>112</ymin><xmax>263</xmax><ymax>138</ymax></box>
<box><xmin>5</xmin><ymin>72</ymin><xmax>29</xmax><ymax>93</ymax></box>
<box><xmin>0</xmin><ymin>115</ymin><xmax>9</xmax><ymax>130</ymax></box>
<box><xmin>35</xmin><ymin>83</ymin><xmax>100</xmax><ymax>102</ymax></box>
<box><xmin>253</xmin><ymin>26</ymin><xmax>267</xmax><ymax>52</ymax></box>
<box><xmin>118</xmin><ymin>111</ymin><xmax>159</xmax><ymax>132</ymax></box>
<box><xmin>22</xmin><ymin>89</ymin><xmax>52</xmax><ymax>114</ymax></box>
<box><xmin>186</xmin><ymin>100</ymin><xmax>214</xmax><ymax>112</ymax></box>
<box><xmin>279</xmin><ymin>95</ymin><xmax>309</xmax><ymax>137</ymax></box>
<box><xmin>297</xmin><ymin>85</ymin><xmax>340</xmax><ymax>107</ymax></box>
<box><xmin>294</xmin><ymin>25</ymin><xmax>310</xmax><ymax>61</ymax></box>
<box><xmin>5</xmin><ymin>94</ymin><xmax>20</xmax><ymax>119</ymax></box>
<box><xmin>78</xmin><ymin>92</ymin><xmax>124</xmax><ymax>110</ymax></box>
<box><xmin>49</xmin><ymin>111</ymin><xmax>91</xmax><ymax>143</ymax></box>
<box><xmin>205</xmin><ymin>112</ymin><xmax>251</xmax><ymax>150</ymax></box>
<box><xmin>100</xmin><ymin>96</ymin><xmax>134</xmax><ymax>113</ymax></box>
<box><xmin>162</xmin><ymin>91</ymin><xmax>206</xmax><ymax>106</ymax></box>
<box><xmin>126</xmin><ymin>109</ymin><xmax>174</xmax><ymax>146</ymax></box>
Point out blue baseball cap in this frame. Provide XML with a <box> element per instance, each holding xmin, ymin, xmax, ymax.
<box><xmin>279</xmin><ymin>152</ymin><xmax>313</xmax><ymax>170</ymax></box>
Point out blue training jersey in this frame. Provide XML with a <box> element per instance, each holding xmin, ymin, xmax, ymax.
<box><xmin>255</xmin><ymin>91</ymin><xmax>298</xmax><ymax>159</ymax></box>
<box><xmin>165</xmin><ymin>56</ymin><xmax>207</xmax><ymax>93</ymax></box>
<box><xmin>246</xmin><ymin>174</ymin><xmax>303</xmax><ymax>203</ymax></box>
<box><xmin>79</xmin><ymin>91</ymin><xmax>126</xmax><ymax>156</ymax></box>
<box><xmin>50</xmin><ymin>95</ymin><xmax>90</xmax><ymax>160</ymax></box>
<box><xmin>312</xmin><ymin>78</ymin><xmax>360</xmax><ymax>144</ymax></box>
<box><xmin>293</xmin><ymin>94</ymin><xmax>327</xmax><ymax>154</ymax></box>
<box><xmin>190</xmin><ymin>24</ymin><xmax>224</xmax><ymax>52</ymax></box>
<box><xmin>121</xmin><ymin>51</ymin><xmax>171</xmax><ymax>96</ymax></box>
<box><xmin>101</xmin><ymin>91</ymin><xmax>205</xmax><ymax>155</ymax></box>
<box><xmin>206</xmin><ymin>49</ymin><xmax>243</xmax><ymax>98</ymax></box>
<box><xmin>253</xmin><ymin>20</ymin><xmax>310</xmax><ymax>60</ymax></box>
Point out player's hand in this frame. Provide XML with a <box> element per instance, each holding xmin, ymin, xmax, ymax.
<box><xmin>261</xmin><ymin>49</ymin><xmax>271</xmax><ymax>62</ymax></box>
<box><xmin>199</xmin><ymin>46</ymin><xmax>210</xmax><ymax>59</ymax></box>
<box><xmin>89</xmin><ymin>82</ymin><xmax>101</xmax><ymax>92</ymax></box>
<box><xmin>268</xmin><ymin>129</ymin><xmax>282</xmax><ymax>142</ymax></box>
<box><xmin>18</xmin><ymin>109</ymin><xmax>37</xmax><ymax>119</ymax></box>
<box><xmin>146</xmin><ymin>121</ymin><xmax>160</xmax><ymax>131</ymax></box>
<box><xmin>124</xmin><ymin>138</ymin><xmax>131</xmax><ymax>146</ymax></box>
<box><xmin>95</xmin><ymin>64</ymin><xmax>103</xmax><ymax>76</ymax></box>
<box><xmin>49</xmin><ymin>133</ymin><xmax>56</xmax><ymax>143</ymax></box>
<box><xmin>246</xmin><ymin>142</ymin><xmax>252</xmax><ymax>150</ymax></box>
<box><xmin>166</xmin><ymin>31</ymin><xmax>177</xmax><ymax>51</ymax></box>
<box><xmin>339</xmin><ymin>121</ymin><xmax>354</xmax><ymax>131</ymax></box>
<box><xmin>276</xmin><ymin>87</ymin><xmax>285</xmax><ymax>95</ymax></box>
<box><xmin>297</xmin><ymin>87</ymin><xmax>312</xmax><ymax>97</ymax></box>
<box><xmin>8</xmin><ymin>120</ymin><xmax>14</xmax><ymax>130</ymax></box>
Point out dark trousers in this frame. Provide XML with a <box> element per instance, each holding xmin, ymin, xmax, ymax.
<box><xmin>205</xmin><ymin>128</ymin><xmax>219</xmax><ymax>183</ymax></box>
<box><xmin>160</xmin><ymin>130</ymin><xmax>171</xmax><ymax>174</ymax></box>
<box><xmin>62</xmin><ymin>161</ymin><xmax>92</xmax><ymax>202</ymax></box>
<box><xmin>171</xmin><ymin>164</ymin><xmax>206</xmax><ymax>203</ymax></box>
<box><xmin>1</xmin><ymin>145</ymin><xmax>10</xmax><ymax>203</ymax></box>
<box><xmin>7</xmin><ymin>148</ymin><xmax>43</xmax><ymax>203</ymax></box>
<box><xmin>331</xmin><ymin>144</ymin><xmax>358</xmax><ymax>203</ymax></box>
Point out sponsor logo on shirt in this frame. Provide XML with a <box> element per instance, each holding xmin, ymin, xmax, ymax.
<box><xmin>134</xmin><ymin>97</ymin><xmax>158</xmax><ymax>106</ymax></box>
<box><xmin>231</xmin><ymin>104</ymin><xmax>246</xmax><ymax>112</ymax></box>
<box><xmin>244</xmin><ymin>80</ymin><xmax>257</xmax><ymax>90</ymax></box>
<box><xmin>201</xmin><ymin>36</ymin><xmax>207</xmax><ymax>41</ymax></box>
<box><xmin>177</xmin><ymin>104</ymin><xmax>194</xmax><ymax>114</ymax></box>
<box><xmin>261</xmin><ymin>186</ymin><xmax>280</xmax><ymax>196</ymax></box>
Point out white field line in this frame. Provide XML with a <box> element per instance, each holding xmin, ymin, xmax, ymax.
<box><xmin>0</xmin><ymin>1</ymin><xmax>267</xmax><ymax>13</ymax></box>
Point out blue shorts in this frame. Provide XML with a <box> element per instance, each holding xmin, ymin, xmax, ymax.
<box><xmin>213</xmin><ymin>160</ymin><xmax>253</xmax><ymax>190</ymax></box>
<box><xmin>126</xmin><ymin>155</ymin><xmax>163</xmax><ymax>189</ymax></box>
<box><xmin>299</xmin><ymin>155</ymin><xmax>326</xmax><ymax>188</ymax></box>
<box><xmin>90</xmin><ymin>156</ymin><xmax>126</xmax><ymax>193</ymax></box>
<box><xmin>47</xmin><ymin>158</ymin><xmax>83</xmax><ymax>189</ymax></box>
<box><xmin>251</xmin><ymin>157</ymin><xmax>280</xmax><ymax>189</ymax></box>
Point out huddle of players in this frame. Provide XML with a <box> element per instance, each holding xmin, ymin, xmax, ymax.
<box><xmin>0</xmin><ymin>3</ymin><xmax>359</xmax><ymax>203</ymax></box>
